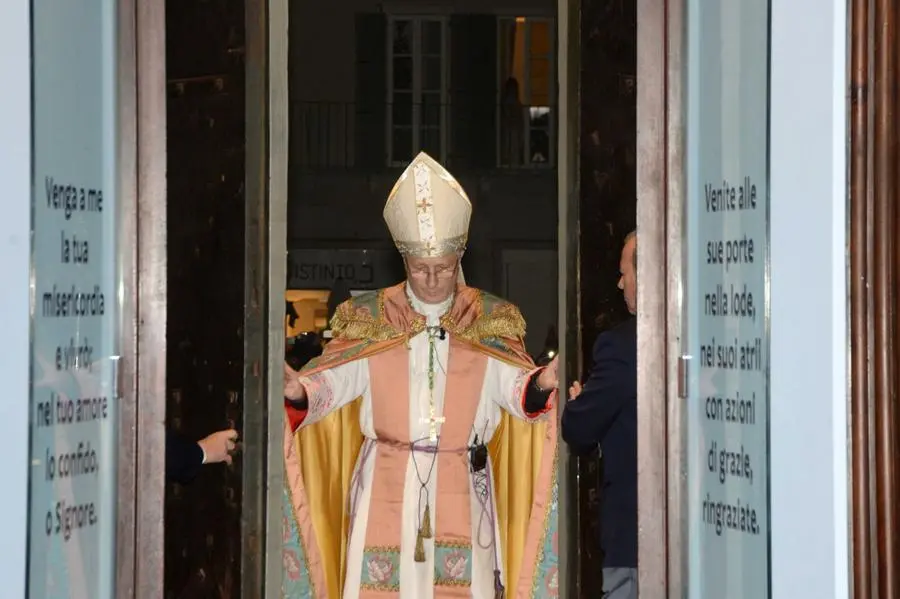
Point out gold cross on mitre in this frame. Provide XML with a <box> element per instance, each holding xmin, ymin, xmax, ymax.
<box><xmin>420</xmin><ymin>404</ymin><xmax>445</xmax><ymax>443</ymax></box>
<box><xmin>382</xmin><ymin>152</ymin><xmax>472</xmax><ymax>261</ymax></box>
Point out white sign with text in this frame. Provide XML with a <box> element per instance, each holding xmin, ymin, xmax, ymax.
<box><xmin>28</xmin><ymin>0</ymin><xmax>118</xmax><ymax>596</ymax></box>
<box><xmin>686</xmin><ymin>0</ymin><xmax>771</xmax><ymax>597</ymax></box>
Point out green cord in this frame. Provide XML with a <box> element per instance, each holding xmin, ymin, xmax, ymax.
<box><xmin>428</xmin><ymin>330</ymin><xmax>436</xmax><ymax>393</ymax></box>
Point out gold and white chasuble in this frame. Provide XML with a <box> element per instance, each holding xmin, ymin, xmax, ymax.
<box><xmin>282</xmin><ymin>284</ymin><xmax>560</xmax><ymax>598</ymax></box>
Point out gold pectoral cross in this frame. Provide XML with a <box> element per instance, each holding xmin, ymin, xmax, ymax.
<box><xmin>421</xmin><ymin>405</ymin><xmax>445</xmax><ymax>443</ymax></box>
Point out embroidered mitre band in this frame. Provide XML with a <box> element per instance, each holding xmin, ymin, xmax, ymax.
<box><xmin>383</xmin><ymin>151</ymin><xmax>472</xmax><ymax>258</ymax></box>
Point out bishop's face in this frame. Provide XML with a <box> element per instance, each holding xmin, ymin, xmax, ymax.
<box><xmin>405</xmin><ymin>254</ymin><xmax>460</xmax><ymax>304</ymax></box>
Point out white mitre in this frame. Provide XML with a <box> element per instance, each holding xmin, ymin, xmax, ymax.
<box><xmin>383</xmin><ymin>151</ymin><xmax>472</xmax><ymax>258</ymax></box>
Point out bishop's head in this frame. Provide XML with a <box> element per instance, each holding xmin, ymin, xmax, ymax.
<box><xmin>384</xmin><ymin>152</ymin><xmax>471</xmax><ymax>303</ymax></box>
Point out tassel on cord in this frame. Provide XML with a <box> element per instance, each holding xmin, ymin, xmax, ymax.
<box><xmin>421</xmin><ymin>505</ymin><xmax>433</xmax><ymax>539</ymax></box>
<box><xmin>414</xmin><ymin>530</ymin><xmax>426</xmax><ymax>563</ymax></box>
<box><xmin>493</xmin><ymin>570</ymin><xmax>506</xmax><ymax>599</ymax></box>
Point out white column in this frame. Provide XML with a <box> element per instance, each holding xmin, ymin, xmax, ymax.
<box><xmin>769</xmin><ymin>0</ymin><xmax>849</xmax><ymax>597</ymax></box>
<box><xmin>0</xmin><ymin>0</ymin><xmax>31</xmax><ymax>595</ymax></box>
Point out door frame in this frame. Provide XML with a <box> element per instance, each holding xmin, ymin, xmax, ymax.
<box><xmin>556</xmin><ymin>0</ymin><xmax>582</xmax><ymax>594</ymax></box>
<box><xmin>256</xmin><ymin>0</ymin><xmax>290</xmax><ymax>593</ymax></box>
<box><xmin>555</xmin><ymin>0</ymin><xmax>678</xmax><ymax>595</ymax></box>
<box><xmin>635</xmin><ymin>0</ymin><xmax>685</xmax><ymax>596</ymax></box>
<box><xmin>115</xmin><ymin>0</ymin><xmax>168</xmax><ymax>595</ymax></box>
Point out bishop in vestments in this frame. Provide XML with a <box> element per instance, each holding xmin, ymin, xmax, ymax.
<box><xmin>281</xmin><ymin>152</ymin><xmax>560</xmax><ymax>598</ymax></box>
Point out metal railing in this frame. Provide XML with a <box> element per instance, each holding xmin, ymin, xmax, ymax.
<box><xmin>290</xmin><ymin>101</ymin><xmax>556</xmax><ymax>170</ymax></box>
<box><xmin>291</xmin><ymin>102</ymin><xmax>357</xmax><ymax>169</ymax></box>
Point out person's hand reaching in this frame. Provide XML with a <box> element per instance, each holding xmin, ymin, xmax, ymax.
<box><xmin>198</xmin><ymin>429</ymin><xmax>239</xmax><ymax>465</ymax></box>
<box><xmin>568</xmin><ymin>381</ymin><xmax>583</xmax><ymax>401</ymax></box>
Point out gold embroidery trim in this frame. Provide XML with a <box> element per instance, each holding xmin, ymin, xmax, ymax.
<box><xmin>360</xmin><ymin>582</ymin><xmax>401</xmax><ymax>592</ymax></box>
<box><xmin>286</xmin><ymin>441</ymin><xmax>318</xmax><ymax>598</ymax></box>
<box><xmin>395</xmin><ymin>234</ymin><xmax>468</xmax><ymax>258</ymax></box>
<box><xmin>363</xmin><ymin>544</ymin><xmax>401</xmax><ymax>552</ymax></box>
<box><xmin>330</xmin><ymin>287</ymin><xmax>523</xmax><ymax>345</ymax></box>
<box><xmin>442</xmin><ymin>293</ymin><xmax>527</xmax><ymax>344</ymax></box>
<box><xmin>434</xmin><ymin>539</ymin><xmax>472</xmax><ymax>549</ymax></box>
<box><xmin>330</xmin><ymin>291</ymin><xmax>400</xmax><ymax>342</ymax></box>
<box><xmin>330</xmin><ymin>290</ymin><xmax>427</xmax><ymax>342</ymax></box>
<box><xmin>530</xmin><ymin>446</ymin><xmax>559</xmax><ymax>597</ymax></box>
<box><xmin>434</xmin><ymin>578</ymin><xmax>471</xmax><ymax>587</ymax></box>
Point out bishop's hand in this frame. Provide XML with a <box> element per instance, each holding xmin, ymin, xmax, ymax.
<box><xmin>536</xmin><ymin>356</ymin><xmax>559</xmax><ymax>391</ymax></box>
<box><xmin>284</xmin><ymin>362</ymin><xmax>308</xmax><ymax>402</ymax></box>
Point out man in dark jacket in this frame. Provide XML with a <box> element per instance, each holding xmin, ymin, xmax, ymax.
<box><xmin>562</xmin><ymin>231</ymin><xmax>638</xmax><ymax>599</ymax></box>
